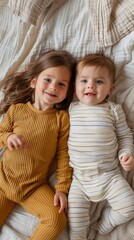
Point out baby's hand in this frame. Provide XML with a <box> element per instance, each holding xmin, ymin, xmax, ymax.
<box><xmin>120</xmin><ymin>155</ymin><xmax>134</xmax><ymax>171</ymax></box>
<box><xmin>54</xmin><ymin>192</ymin><xmax>68</xmax><ymax>214</ymax></box>
<box><xmin>7</xmin><ymin>134</ymin><xmax>29</xmax><ymax>151</ymax></box>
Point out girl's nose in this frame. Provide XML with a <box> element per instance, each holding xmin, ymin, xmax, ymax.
<box><xmin>49</xmin><ymin>83</ymin><xmax>56</xmax><ymax>91</ymax></box>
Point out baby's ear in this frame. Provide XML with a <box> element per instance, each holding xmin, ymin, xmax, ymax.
<box><xmin>30</xmin><ymin>78</ymin><xmax>36</xmax><ymax>88</ymax></box>
<box><xmin>110</xmin><ymin>84</ymin><xmax>115</xmax><ymax>93</ymax></box>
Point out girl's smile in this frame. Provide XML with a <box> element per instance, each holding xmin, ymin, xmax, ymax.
<box><xmin>30</xmin><ymin>66</ymin><xmax>71</xmax><ymax>110</ymax></box>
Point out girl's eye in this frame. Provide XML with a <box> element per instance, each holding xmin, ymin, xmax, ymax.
<box><xmin>95</xmin><ymin>79</ymin><xmax>103</xmax><ymax>84</ymax></box>
<box><xmin>59</xmin><ymin>82</ymin><xmax>66</xmax><ymax>87</ymax></box>
<box><xmin>44</xmin><ymin>78</ymin><xmax>51</xmax><ymax>83</ymax></box>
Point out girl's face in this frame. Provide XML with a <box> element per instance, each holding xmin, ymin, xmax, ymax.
<box><xmin>31</xmin><ymin>66</ymin><xmax>71</xmax><ymax>110</ymax></box>
<box><xmin>75</xmin><ymin>65</ymin><xmax>114</xmax><ymax>106</ymax></box>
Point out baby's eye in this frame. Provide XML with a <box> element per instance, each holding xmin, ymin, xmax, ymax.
<box><xmin>95</xmin><ymin>79</ymin><xmax>103</xmax><ymax>84</ymax></box>
<box><xmin>81</xmin><ymin>79</ymin><xmax>87</xmax><ymax>83</ymax></box>
<box><xmin>44</xmin><ymin>78</ymin><xmax>51</xmax><ymax>83</ymax></box>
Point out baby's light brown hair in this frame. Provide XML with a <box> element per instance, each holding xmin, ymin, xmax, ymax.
<box><xmin>77</xmin><ymin>54</ymin><xmax>116</xmax><ymax>84</ymax></box>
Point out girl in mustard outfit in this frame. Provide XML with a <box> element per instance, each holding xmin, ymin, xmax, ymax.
<box><xmin>0</xmin><ymin>50</ymin><xmax>76</xmax><ymax>240</ymax></box>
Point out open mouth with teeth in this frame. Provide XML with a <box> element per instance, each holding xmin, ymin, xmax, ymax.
<box><xmin>85</xmin><ymin>92</ymin><xmax>96</xmax><ymax>96</ymax></box>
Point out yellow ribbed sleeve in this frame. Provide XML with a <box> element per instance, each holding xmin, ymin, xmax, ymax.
<box><xmin>0</xmin><ymin>102</ymin><xmax>72</xmax><ymax>202</ymax></box>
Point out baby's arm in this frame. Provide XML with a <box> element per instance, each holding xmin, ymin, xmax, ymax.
<box><xmin>114</xmin><ymin>104</ymin><xmax>134</xmax><ymax>171</ymax></box>
<box><xmin>7</xmin><ymin>134</ymin><xmax>29</xmax><ymax>151</ymax></box>
<box><xmin>120</xmin><ymin>154</ymin><xmax>134</xmax><ymax>171</ymax></box>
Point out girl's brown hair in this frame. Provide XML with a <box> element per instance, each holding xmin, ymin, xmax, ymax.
<box><xmin>0</xmin><ymin>50</ymin><xmax>76</xmax><ymax>114</ymax></box>
<box><xmin>77</xmin><ymin>53</ymin><xmax>116</xmax><ymax>83</ymax></box>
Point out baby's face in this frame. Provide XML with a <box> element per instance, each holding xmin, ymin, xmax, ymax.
<box><xmin>75</xmin><ymin>65</ymin><xmax>113</xmax><ymax>106</ymax></box>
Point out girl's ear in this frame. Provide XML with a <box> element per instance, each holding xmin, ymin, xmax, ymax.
<box><xmin>30</xmin><ymin>78</ymin><xmax>36</xmax><ymax>88</ymax></box>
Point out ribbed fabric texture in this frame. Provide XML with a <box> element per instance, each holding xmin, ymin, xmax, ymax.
<box><xmin>0</xmin><ymin>102</ymin><xmax>72</xmax><ymax>202</ymax></box>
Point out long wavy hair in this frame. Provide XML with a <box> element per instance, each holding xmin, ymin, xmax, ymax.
<box><xmin>0</xmin><ymin>50</ymin><xmax>76</xmax><ymax>114</ymax></box>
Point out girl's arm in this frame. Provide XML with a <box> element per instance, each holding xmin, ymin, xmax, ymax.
<box><xmin>55</xmin><ymin>111</ymin><xmax>72</xmax><ymax>194</ymax></box>
<box><xmin>0</xmin><ymin>105</ymin><xmax>15</xmax><ymax>147</ymax></box>
<box><xmin>54</xmin><ymin>191</ymin><xmax>68</xmax><ymax>213</ymax></box>
<box><xmin>7</xmin><ymin>133</ymin><xmax>29</xmax><ymax>151</ymax></box>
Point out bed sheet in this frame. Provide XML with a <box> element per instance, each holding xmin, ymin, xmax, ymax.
<box><xmin>0</xmin><ymin>0</ymin><xmax>134</xmax><ymax>240</ymax></box>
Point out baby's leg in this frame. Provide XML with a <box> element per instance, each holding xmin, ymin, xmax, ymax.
<box><xmin>98</xmin><ymin>174</ymin><xmax>134</xmax><ymax>234</ymax></box>
<box><xmin>20</xmin><ymin>184</ymin><xmax>67</xmax><ymax>240</ymax></box>
<box><xmin>68</xmin><ymin>178</ymin><xmax>91</xmax><ymax>240</ymax></box>
<box><xmin>0</xmin><ymin>193</ymin><xmax>15</xmax><ymax>226</ymax></box>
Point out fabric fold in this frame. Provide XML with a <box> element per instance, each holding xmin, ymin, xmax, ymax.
<box><xmin>88</xmin><ymin>0</ymin><xmax>134</xmax><ymax>47</ymax></box>
<box><xmin>8</xmin><ymin>0</ymin><xmax>55</xmax><ymax>25</ymax></box>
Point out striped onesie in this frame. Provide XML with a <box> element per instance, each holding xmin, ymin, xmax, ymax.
<box><xmin>0</xmin><ymin>102</ymin><xmax>72</xmax><ymax>240</ymax></box>
<box><xmin>68</xmin><ymin>100</ymin><xmax>134</xmax><ymax>239</ymax></box>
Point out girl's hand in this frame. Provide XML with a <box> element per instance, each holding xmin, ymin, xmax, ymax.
<box><xmin>120</xmin><ymin>155</ymin><xmax>134</xmax><ymax>171</ymax></box>
<box><xmin>54</xmin><ymin>192</ymin><xmax>68</xmax><ymax>214</ymax></box>
<box><xmin>7</xmin><ymin>134</ymin><xmax>29</xmax><ymax>151</ymax></box>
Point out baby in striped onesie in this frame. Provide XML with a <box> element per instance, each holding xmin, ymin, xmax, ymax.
<box><xmin>68</xmin><ymin>54</ymin><xmax>134</xmax><ymax>240</ymax></box>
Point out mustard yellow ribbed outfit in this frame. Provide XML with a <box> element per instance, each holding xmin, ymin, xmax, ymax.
<box><xmin>0</xmin><ymin>102</ymin><xmax>72</xmax><ymax>240</ymax></box>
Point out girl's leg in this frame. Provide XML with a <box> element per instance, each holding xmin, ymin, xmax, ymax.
<box><xmin>68</xmin><ymin>178</ymin><xmax>91</xmax><ymax>240</ymax></box>
<box><xmin>20</xmin><ymin>184</ymin><xmax>67</xmax><ymax>240</ymax></box>
<box><xmin>98</xmin><ymin>174</ymin><xmax>134</xmax><ymax>234</ymax></box>
<box><xmin>0</xmin><ymin>193</ymin><xmax>15</xmax><ymax>226</ymax></box>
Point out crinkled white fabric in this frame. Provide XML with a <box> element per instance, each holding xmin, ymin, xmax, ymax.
<box><xmin>8</xmin><ymin>0</ymin><xmax>55</xmax><ymax>25</ymax></box>
<box><xmin>88</xmin><ymin>0</ymin><xmax>134</xmax><ymax>47</ymax></box>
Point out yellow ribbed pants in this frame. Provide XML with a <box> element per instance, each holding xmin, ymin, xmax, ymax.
<box><xmin>0</xmin><ymin>184</ymin><xmax>67</xmax><ymax>240</ymax></box>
